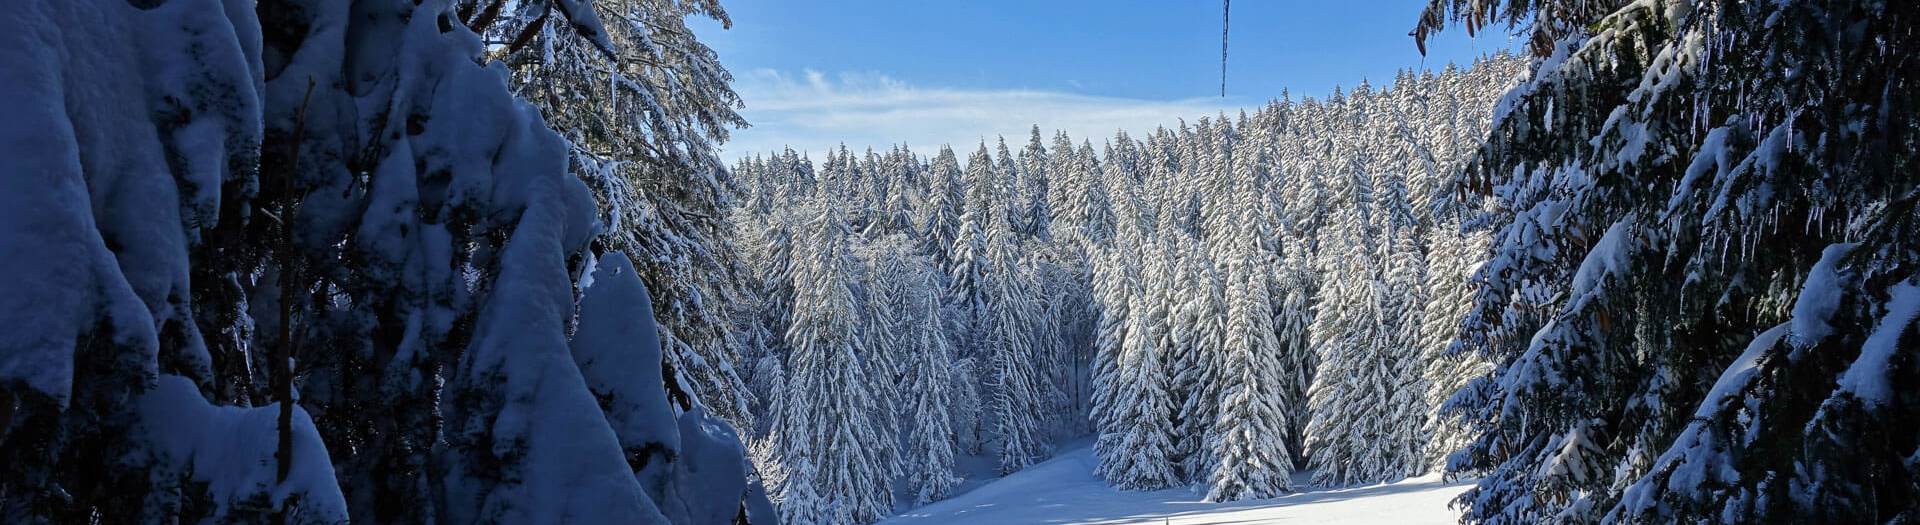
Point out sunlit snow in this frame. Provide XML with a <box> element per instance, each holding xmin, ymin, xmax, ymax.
<box><xmin>883</xmin><ymin>442</ymin><xmax>1474</xmax><ymax>525</ymax></box>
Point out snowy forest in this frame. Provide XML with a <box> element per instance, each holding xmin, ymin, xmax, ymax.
<box><xmin>725</xmin><ymin>56</ymin><xmax>1529</xmax><ymax>521</ymax></box>
<box><xmin>3</xmin><ymin>0</ymin><xmax>1918</xmax><ymax>525</ymax></box>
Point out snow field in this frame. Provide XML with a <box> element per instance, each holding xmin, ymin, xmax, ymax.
<box><xmin>883</xmin><ymin>443</ymin><xmax>1473</xmax><ymax>525</ymax></box>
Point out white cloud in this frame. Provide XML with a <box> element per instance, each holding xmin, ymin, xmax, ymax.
<box><xmin>718</xmin><ymin>69</ymin><xmax>1256</xmax><ymax>162</ymax></box>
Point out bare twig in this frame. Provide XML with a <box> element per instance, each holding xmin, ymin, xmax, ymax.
<box><xmin>272</xmin><ymin>77</ymin><xmax>315</xmax><ymax>525</ymax></box>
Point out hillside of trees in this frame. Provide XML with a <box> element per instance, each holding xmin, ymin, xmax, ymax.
<box><xmin>726</xmin><ymin>56</ymin><xmax>1529</xmax><ymax>523</ymax></box>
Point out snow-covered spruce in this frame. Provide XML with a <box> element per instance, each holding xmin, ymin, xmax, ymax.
<box><xmin>1414</xmin><ymin>0</ymin><xmax>1920</xmax><ymax>522</ymax></box>
<box><xmin>0</xmin><ymin>0</ymin><xmax>766</xmax><ymax>523</ymax></box>
<box><xmin>774</xmin><ymin>203</ymin><xmax>893</xmax><ymax>525</ymax></box>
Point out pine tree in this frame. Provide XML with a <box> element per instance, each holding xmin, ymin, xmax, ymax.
<box><xmin>2</xmin><ymin>1</ymin><xmax>769</xmax><ymax>523</ymax></box>
<box><xmin>1047</xmin><ymin>131</ymin><xmax>1084</xmax><ymax>244</ymax></box>
<box><xmin>480</xmin><ymin>0</ymin><xmax>757</xmax><ymax>427</ymax></box>
<box><xmin>1272</xmin><ymin>235</ymin><xmax>1319</xmax><ymax>472</ymax></box>
<box><xmin>1416</xmin><ymin>0</ymin><xmax>1920</xmax><ymax>523</ymax></box>
<box><xmin>949</xmin><ymin>356</ymin><xmax>985</xmax><ymax>455</ymax></box>
<box><xmin>1205</xmin><ymin>175</ymin><xmax>1297</xmax><ymax>502</ymax></box>
<box><xmin>994</xmin><ymin>137</ymin><xmax>1025</xmax><ymax>238</ymax></box>
<box><xmin>1172</xmin><ymin>242</ymin><xmax>1228</xmax><ymax>482</ymax></box>
<box><xmin>0</xmin><ymin>2</ymin><xmax>337</xmax><ymax>521</ymax></box>
<box><xmin>876</xmin><ymin>145</ymin><xmax>921</xmax><ymax>237</ymax></box>
<box><xmin>984</xmin><ymin>218</ymin><xmax>1049</xmax><ymax>473</ymax></box>
<box><xmin>921</xmin><ymin>146</ymin><xmax>967</xmax><ymax>271</ymax></box>
<box><xmin>949</xmin><ymin>144</ymin><xmax>1000</xmax><ymax>360</ymax></box>
<box><xmin>439</xmin><ymin>189</ymin><xmax>668</xmax><ymax>522</ymax></box>
<box><xmin>778</xmin><ymin>203</ymin><xmax>891</xmax><ymax>525</ymax></box>
<box><xmin>1088</xmin><ymin>243</ymin><xmax>1135</xmax><ymax>449</ymax></box>
<box><xmin>1096</xmin><ymin>239</ymin><xmax>1182</xmax><ymax>490</ymax></box>
<box><xmin>1418</xmin><ymin>221</ymin><xmax>1492</xmax><ymax>472</ymax></box>
<box><xmin>1373</xmin><ymin>171</ymin><xmax>1431</xmax><ymax>481</ymax></box>
<box><xmin>570</xmin><ymin>252</ymin><xmax>703</xmax><ymax>520</ymax></box>
<box><xmin>853</xmin><ymin>235</ymin><xmax>921</xmax><ymax>495</ymax></box>
<box><xmin>1304</xmin><ymin>169</ymin><xmax>1414</xmax><ymax>486</ymax></box>
<box><xmin>905</xmin><ymin>274</ymin><xmax>961</xmax><ymax>504</ymax></box>
<box><xmin>1018</xmin><ymin>125</ymin><xmax>1053</xmax><ymax>240</ymax></box>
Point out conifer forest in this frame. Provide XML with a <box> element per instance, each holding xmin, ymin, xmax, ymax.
<box><xmin>1</xmin><ymin>0</ymin><xmax>1916</xmax><ymax>524</ymax></box>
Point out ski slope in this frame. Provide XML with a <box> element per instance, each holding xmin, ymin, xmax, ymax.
<box><xmin>881</xmin><ymin>443</ymin><xmax>1475</xmax><ymax>525</ymax></box>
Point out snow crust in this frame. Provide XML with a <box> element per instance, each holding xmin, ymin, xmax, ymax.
<box><xmin>882</xmin><ymin>441</ymin><xmax>1475</xmax><ymax>525</ymax></box>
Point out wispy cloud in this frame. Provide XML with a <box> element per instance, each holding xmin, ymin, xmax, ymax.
<box><xmin>719</xmin><ymin>69</ymin><xmax>1256</xmax><ymax>161</ymax></box>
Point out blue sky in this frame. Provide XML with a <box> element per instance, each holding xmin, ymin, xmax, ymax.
<box><xmin>691</xmin><ymin>1</ymin><xmax>1515</xmax><ymax>159</ymax></box>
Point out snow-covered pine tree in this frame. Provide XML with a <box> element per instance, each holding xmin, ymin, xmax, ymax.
<box><xmin>1090</xmin><ymin>166</ymin><xmax>1148</xmax><ymax>452</ymax></box>
<box><xmin>993</xmin><ymin>137</ymin><xmax>1026</xmax><ymax>239</ymax></box>
<box><xmin>1</xmin><ymin>1</ymin><xmax>771</xmax><ymax>523</ymax></box>
<box><xmin>777</xmin><ymin>203</ymin><xmax>891</xmax><ymax>525</ymax></box>
<box><xmin>1088</xmin><ymin>241</ymin><xmax>1136</xmax><ymax>452</ymax></box>
<box><xmin>1418</xmin><ymin>220</ymin><xmax>1492</xmax><ymax>472</ymax></box>
<box><xmin>1415</xmin><ymin>0</ymin><xmax>1920</xmax><ymax>523</ymax></box>
<box><xmin>1032</xmin><ymin>256</ymin><xmax>1087</xmax><ymax>437</ymax></box>
<box><xmin>475</xmin><ymin>0</ymin><xmax>757</xmax><ymax>427</ymax></box>
<box><xmin>572</xmin><ymin>252</ymin><xmax>756</xmax><ymax>525</ymax></box>
<box><xmin>734</xmin><ymin>203</ymin><xmax>798</xmax><ymax>441</ymax></box>
<box><xmin>921</xmin><ymin>145</ymin><xmax>967</xmax><ymax>272</ymax></box>
<box><xmin>853</xmin><ymin>234</ymin><xmax>923</xmax><ymax>495</ymax></box>
<box><xmin>1076</xmin><ymin>141</ymin><xmax>1118</xmax><ymax>248</ymax></box>
<box><xmin>1018</xmin><ymin>125</ymin><xmax>1053</xmax><ymax>240</ymax></box>
<box><xmin>0</xmin><ymin>3</ymin><xmax>347</xmax><ymax>521</ymax></box>
<box><xmin>1047</xmin><ymin>137</ymin><xmax>1110</xmax><ymax>436</ymax></box>
<box><xmin>1204</xmin><ymin>164</ymin><xmax>1296</xmax><ymax>502</ymax></box>
<box><xmin>1095</xmin><ymin>238</ymin><xmax>1183</xmax><ymax>491</ymax></box>
<box><xmin>1047</xmin><ymin>131</ymin><xmax>1084</xmax><ymax>243</ymax></box>
<box><xmin>983</xmin><ymin>216</ymin><xmax>1050</xmax><ymax>473</ymax></box>
<box><xmin>949</xmin><ymin>356</ymin><xmax>985</xmax><ymax>455</ymax></box>
<box><xmin>1172</xmin><ymin>240</ymin><xmax>1228</xmax><ymax>482</ymax></box>
<box><xmin>1271</xmin><ymin>235</ymin><xmax>1319</xmax><ymax>472</ymax></box>
<box><xmin>1305</xmin><ymin>168</ymin><xmax>1399</xmax><ymax>487</ymax></box>
<box><xmin>1371</xmin><ymin>170</ymin><xmax>1430</xmax><ymax>480</ymax></box>
<box><xmin>948</xmin><ymin>144</ymin><xmax>1000</xmax><ymax>360</ymax></box>
<box><xmin>905</xmin><ymin>268</ymin><xmax>961</xmax><ymax>505</ymax></box>
<box><xmin>875</xmin><ymin>145</ymin><xmax>922</xmax><ymax>237</ymax></box>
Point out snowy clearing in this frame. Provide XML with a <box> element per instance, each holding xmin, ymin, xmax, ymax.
<box><xmin>883</xmin><ymin>443</ymin><xmax>1474</xmax><ymax>525</ymax></box>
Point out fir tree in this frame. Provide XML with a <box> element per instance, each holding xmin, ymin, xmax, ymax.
<box><xmin>905</xmin><ymin>277</ymin><xmax>961</xmax><ymax>505</ymax></box>
<box><xmin>778</xmin><ymin>203</ymin><xmax>891</xmax><ymax>525</ymax></box>
<box><xmin>1096</xmin><ymin>239</ymin><xmax>1182</xmax><ymax>490</ymax></box>
<box><xmin>921</xmin><ymin>146</ymin><xmax>967</xmax><ymax>271</ymax></box>
<box><xmin>1416</xmin><ymin>0</ymin><xmax>1920</xmax><ymax>522</ymax></box>
<box><xmin>984</xmin><ymin>219</ymin><xmax>1049</xmax><ymax>473</ymax></box>
<box><xmin>1205</xmin><ymin>177</ymin><xmax>1297</xmax><ymax>502</ymax></box>
<box><xmin>1418</xmin><ymin>221</ymin><xmax>1492</xmax><ymax>472</ymax></box>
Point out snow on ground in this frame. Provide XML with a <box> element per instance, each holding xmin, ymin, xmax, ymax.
<box><xmin>884</xmin><ymin>441</ymin><xmax>1475</xmax><ymax>525</ymax></box>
